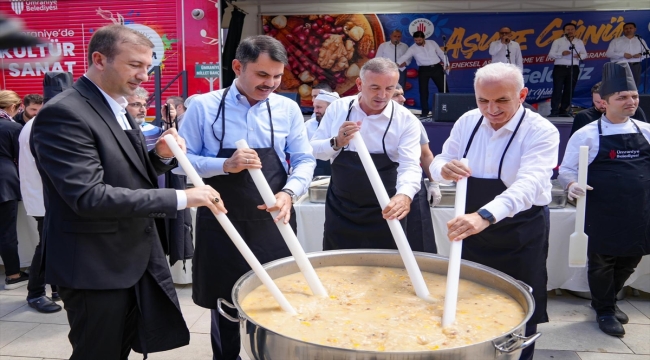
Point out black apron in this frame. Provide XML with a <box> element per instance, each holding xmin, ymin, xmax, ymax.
<box><xmin>406</xmin><ymin>179</ymin><xmax>437</xmax><ymax>253</ymax></box>
<box><xmin>323</xmin><ymin>100</ymin><xmax>407</xmax><ymax>250</ymax></box>
<box><xmin>461</xmin><ymin>109</ymin><xmax>549</xmax><ymax>325</ymax></box>
<box><xmin>122</xmin><ymin>122</ymin><xmax>189</xmax><ymax>356</ymax></box>
<box><xmin>192</xmin><ymin>87</ymin><xmax>294</xmax><ymax>309</ymax></box>
<box><xmin>585</xmin><ymin>118</ymin><xmax>650</xmax><ymax>256</ymax></box>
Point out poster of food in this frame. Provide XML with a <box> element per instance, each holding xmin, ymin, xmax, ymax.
<box><xmin>262</xmin><ymin>14</ymin><xmax>384</xmax><ymax>107</ymax></box>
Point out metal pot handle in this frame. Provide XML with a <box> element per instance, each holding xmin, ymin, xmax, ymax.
<box><xmin>494</xmin><ymin>332</ymin><xmax>541</xmax><ymax>354</ymax></box>
<box><xmin>217</xmin><ymin>298</ymin><xmax>240</xmax><ymax>323</ymax></box>
<box><xmin>516</xmin><ymin>280</ymin><xmax>533</xmax><ymax>294</ymax></box>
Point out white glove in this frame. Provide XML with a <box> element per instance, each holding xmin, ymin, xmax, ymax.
<box><xmin>567</xmin><ymin>182</ymin><xmax>593</xmax><ymax>200</ymax></box>
<box><xmin>427</xmin><ymin>181</ymin><xmax>442</xmax><ymax>207</ymax></box>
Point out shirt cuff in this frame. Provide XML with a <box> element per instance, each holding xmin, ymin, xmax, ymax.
<box><xmin>396</xmin><ymin>186</ymin><xmax>417</xmax><ymax>201</ymax></box>
<box><xmin>176</xmin><ymin>190</ymin><xmax>187</xmax><ymax>210</ymax></box>
<box><xmin>482</xmin><ymin>200</ymin><xmax>510</xmax><ymax>224</ymax></box>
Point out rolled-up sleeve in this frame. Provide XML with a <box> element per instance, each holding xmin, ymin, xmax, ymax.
<box><xmin>430</xmin><ymin>119</ymin><xmax>465</xmax><ymax>185</ymax></box>
<box><xmin>284</xmin><ymin>105</ymin><xmax>316</xmax><ymax>196</ymax></box>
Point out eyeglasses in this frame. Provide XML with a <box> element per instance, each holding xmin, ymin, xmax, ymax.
<box><xmin>128</xmin><ymin>102</ymin><xmax>146</xmax><ymax>108</ymax></box>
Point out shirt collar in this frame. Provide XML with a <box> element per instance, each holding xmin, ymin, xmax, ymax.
<box><xmin>230</xmin><ymin>78</ymin><xmax>270</xmax><ymax>107</ymax></box>
<box><xmin>83</xmin><ymin>74</ymin><xmax>127</xmax><ymax>117</ymax></box>
<box><xmin>354</xmin><ymin>94</ymin><xmax>393</xmax><ymax>119</ymax></box>
<box><xmin>481</xmin><ymin>104</ymin><xmax>525</xmax><ymax>132</ymax></box>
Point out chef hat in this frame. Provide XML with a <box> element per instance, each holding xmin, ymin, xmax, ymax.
<box><xmin>599</xmin><ymin>62</ymin><xmax>637</xmax><ymax>97</ymax></box>
<box><xmin>314</xmin><ymin>90</ymin><xmax>340</xmax><ymax>104</ymax></box>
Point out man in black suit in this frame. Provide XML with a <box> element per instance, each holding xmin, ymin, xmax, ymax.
<box><xmin>31</xmin><ymin>24</ymin><xmax>224</xmax><ymax>360</ymax></box>
<box><xmin>570</xmin><ymin>81</ymin><xmax>647</xmax><ymax>136</ymax></box>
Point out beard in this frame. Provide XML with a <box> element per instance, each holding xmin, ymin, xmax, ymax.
<box><xmin>134</xmin><ymin>116</ymin><xmax>146</xmax><ymax>125</ymax></box>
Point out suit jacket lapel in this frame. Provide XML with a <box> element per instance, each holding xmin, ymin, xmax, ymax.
<box><xmin>125</xmin><ymin>112</ymin><xmax>162</xmax><ymax>187</ymax></box>
<box><xmin>73</xmin><ymin>77</ymin><xmax>151</xmax><ymax>183</ymax></box>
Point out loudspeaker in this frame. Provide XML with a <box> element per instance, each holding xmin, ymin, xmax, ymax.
<box><xmin>434</xmin><ymin>93</ymin><xmax>477</xmax><ymax>122</ymax></box>
<box><xmin>639</xmin><ymin>94</ymin><xmax>650</xmax><ymax>120</ymax></box>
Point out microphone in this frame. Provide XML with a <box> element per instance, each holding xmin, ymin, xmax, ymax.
<box><xmin>564</xmin><ymin>33</ymin><xmax>570</xmax><ymax>39</ymax></box>
<box><xmin>442</xmin><ymin>35</ymin><xmax>447</xmax><ymax>42</ymax></box>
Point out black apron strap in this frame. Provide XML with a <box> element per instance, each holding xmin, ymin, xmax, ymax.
<box><xmin>463</xmin><ymin>116</ymin><xmax>483</xmax><ymax>158</ymax></box>
<box><xmin>497</xmin><ymin>109</ymin><xmax>526</xmax><ymax>179</ymax></box>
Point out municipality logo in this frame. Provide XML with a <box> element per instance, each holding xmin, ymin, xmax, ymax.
<box><xmin>11</xmin><ymin>1</ymin><xmax>24</xmax><ymax>15</ymax></box>
<box><xmin>11</xmin><ymin>1</ymin><xmax>58</xmax><ymax>15</ymax></box>
<box><xmin>409</xmin><ymin>18</ymin><xmax>435</xmax><ymax>38</ymax></box>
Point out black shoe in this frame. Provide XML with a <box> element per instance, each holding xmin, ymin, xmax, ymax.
<box><xmin>549</xmin><ymin>112</ymin><xmax>559</xmax><ymax>117</ymax></box>
<box><xmin>597</xmin><ymin>315</ymin><xmax>625</xmax><ymax>337</ymax></box>
<box><xmin>27</xmin><ymin>296</ymin><xmax>62</xmax><ymax>314</ymax></box>
<box><xmin>51</xmin><ymin>292</ymin><xmax>61</xmax><ymax>302</ymax></box>
<box><xmin>615</xmin><ymin>305</ymin><xmax>629</xmax><ymax>324</ymax></box>
<box><xmin>559</xmin><ymin>113</ymin><xmax>573</xmax><ymax>117</ymax></box>
<box><xmin>4</xmin><ymin>271</ymin><xmax>29</xmax><ymax>290</ymax></box>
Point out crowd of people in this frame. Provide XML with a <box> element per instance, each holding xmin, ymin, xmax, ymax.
<box><xmin>0</xmin><ymin>21</ymin><xmax>648</xmax><ymax>360</ymax></box>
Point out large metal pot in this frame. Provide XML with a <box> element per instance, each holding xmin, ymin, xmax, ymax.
<box><xmin>218</xmin><ymin>250</ymin><xmax>540</xmax><ymax>360</ymax></box>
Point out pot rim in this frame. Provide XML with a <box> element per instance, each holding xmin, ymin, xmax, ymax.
<box><xmin>231</xmin><ymin>249</ymin><xmax>534</xmax><ymax>354</ymax></box>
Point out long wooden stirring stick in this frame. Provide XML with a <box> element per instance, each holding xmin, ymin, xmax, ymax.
<box><xmin>163</xmin><ymin>134</ymin><xmax>296</xmax><ymax>314</ymax></box>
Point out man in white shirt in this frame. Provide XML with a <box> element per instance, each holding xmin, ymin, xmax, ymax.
<box><xmin>430</xmin><ymin>62</ymin><xmax>559</xmax><ymax>360</ymax></box>
<box><xmin>548</xmin><ymin>22</ymin><xmax>588</xmax><ymax>117</ymax></box>
<box><xmin>305</xmin><ymin>90</ymin><xmax>339</xmax><ymax>176</ymax></box>
<box><xmin>397</xmin><ymin>31</ymin><xmax>449</xmax><ymax>118</ymax></box>
<box><xmin>559</xmin><ymin>62</ymin><xmax>649</xmax><ymax>337</ymax></box>
<box><xmin>311</xmin><ymin>57</ymin><xmax>422</xmax><ymax>250</ymax></box>
<box><xmin>605</xmin><ymin>22</ymin><xmax>649</xmax><ymax>87</ymax></box>
<box><xmin>376</xmin><ymin>29</ymin><xmax>410</xmax><ymax>88</ymax></box>
<box><xmin>488</xmin><ymin>26</ymin><xmax>523</xmax><ymax>72</ymax></box>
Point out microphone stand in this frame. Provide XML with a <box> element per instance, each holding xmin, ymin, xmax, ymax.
<box><xmin>442</xmin><ymin>36</ymin><xmax>449</xmax><ymax>93</ymax></box>
<box><xmin>506</xmin><ymin>41</ymin><xmax>511</xmax><ymax>64</ymax></box>
<box><xmin>638</xmin><ymin>35</ymin><xmax>650</xmax><ymax>94</ymax></box>
<box><xmin>567</xmin><ymin>35</ymin><xmax>582</xmax><ymax>117</ymax></box>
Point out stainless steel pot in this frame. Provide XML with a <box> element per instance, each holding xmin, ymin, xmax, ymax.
<box><xmin>218</xmin><ymin>250</ymin><xmax>540</xmax><ymax>360</ymax></box>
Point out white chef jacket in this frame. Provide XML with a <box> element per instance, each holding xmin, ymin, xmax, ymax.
<box><xmin>548</xmin><ymin>37</ymin><xmax>587</xmax><ymax>66</ymax></box>
<box><xmin>310</xmin><ymin>95</ymin><xmax>422</xmax><ymax>199</ymax></box>
<box><xmin>398</xmin><ymin>40</ymin><xmax>448</xmax><ymax>67</ymax></box>
<box><xmin>489</xmin><ymin>40</ymin><xmax>523</xmax><ymax>72</ymax></box>
<box><xmin>430</xmin><ymin>106</ymin><xmax>560</xmax><ymax>222</ymax></box>
<box><xmin>18</xmin><ymin>119</ymin><xmax>45</xmax><ymax>216</ymax></box>
<box><xmin>305</xmin><ymin>116</ymin><xmax>319</xmax><ymax>140</ymax></box>
<box><xmin>376</xmin><ymin>41</ymin><xmax>411</xmax><ymax>71</ymax></box>
<box><xmin>605</xmin><ymin>36</ymin><xmax>649</xmax><ymax>64</ymax></box>
<box><xmin>558</xmin><ymin>115</ymin><xmax>650</xmax><ymax>188</ymax></box>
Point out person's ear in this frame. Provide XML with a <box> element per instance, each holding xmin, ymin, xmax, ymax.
<box><xmin>232</xmin><ymin>59</ymin><xmax>243</xmax><ymax>77</ymax></box>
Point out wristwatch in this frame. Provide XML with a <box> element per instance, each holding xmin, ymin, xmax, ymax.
<box><xmin>477</xmin><ymin>208</ymin><xmax>496</xmax><ymax>225</ymax></box>
<box><xmin>280</xmin><ymin>188</ymin><xmax>299</xmax><ymax>203</ymax></box>
<box><xmin>330</xmin><ymin>136</ymin><xmax>341</xmax><ymax>151</ymax></box>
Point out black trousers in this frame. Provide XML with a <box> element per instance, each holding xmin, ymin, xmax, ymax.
<box><xmin>550</xmin><ymin>65</ymin><xmax>579</xmax><ymax>115</ymax></box>
<box><xmin>27</xmin><ymin>217</ymin><xmax>57</xmax><ymax>300</ymax></box>
<box><xmin>418</xmin><ymin>64</ymin><xmax>447</xmax><ymax>116</ymax></box>
<box><xmin>587</xmin><ymin>252</ymin><xmax>643</xmax><ymax>316</ymax></box>
<box><xmin>398</xmin><ymin>69</ymin><xmax>406</xmax><ymax>88</ymax></box>
<box><xmin>211</xmin><ymin>309</ymin><xmax>241</xmax><ymax>360</ymax></box>
<box><xmin>629</xmin><ymin>62</ymin><xmax>642</xmax><ymax>89</ymax></box>
<box><xmin>0</xmin><ymin>200</ymin><xmax>20</xmax><ymax>276</ymax></box>
<box><xmin>519</xmin><ymin>323</ymin><xmax>537</xmax><ymax>360</ymax></box>
<box><xmin>59</xmin><ymin>286</ymin><xmax>138</xmax><ymax>360</ymax></box>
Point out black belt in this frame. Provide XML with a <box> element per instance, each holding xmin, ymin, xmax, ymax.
<box><xmin>419</xmin><ymin>64</ymin><xmax>442</xmax><ymax>67</ymax></box>
<box><xmin>554</xmin><ymin>64</ymin><xmax>579</xmax><ymax>68</ymax></box>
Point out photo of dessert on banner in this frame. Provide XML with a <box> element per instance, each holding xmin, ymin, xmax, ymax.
<box><xmin>262</xmin><ymin>14</ymin><xmax>385</xmax><ymax>107</ymax></box>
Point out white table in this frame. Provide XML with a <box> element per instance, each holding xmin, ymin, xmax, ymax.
<box><xmin>293</xmin><ymin>196</ymin><xmax>650</xmax><ymax>292</ymax></box>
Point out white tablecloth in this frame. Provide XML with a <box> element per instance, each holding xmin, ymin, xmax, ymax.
<box><xmin>293</xmin><ymin>196</ymin><xmax>650</xmax><ymax>292</ymax></box>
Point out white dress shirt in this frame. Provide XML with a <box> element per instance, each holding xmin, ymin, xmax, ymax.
<box><xmin>398</xmin><ymin>40</ymin><xmax>448</xmax><ymax>67</ymax></box>
<box><xmin>310</xmin><ymin>95</ymin><xmax>422</xmax><ymax>199</ymax></box>
<box><xmin>430</xmin><ymin>106</ymin><xmax>560</xmax><ymax>222</ymax></box>
<box><xmin>606</xmin><ymin>36</ymin><xmax>649</xmax><ymax>64</ymax></box>
<box><xmin>18</xmin><ymin>119</ymin><xmax>44</xmax><ymax>216</ymax></box>
<box><xmin>376</xmin><ymin>41</ymin><xmax>411</xmax><ymax>71</ymax></box>
<box><xmin>558</xmin><ymin>116</ymin><xmax>650</xmax><ymax>188</ymax></box>
<box><xmin>304</xmin><ymin>117</ymin><xmax>319</xmax><ymax>140</ymax></box>
<box><xmin>489</xmin><ymin>40</ymin><xmax>523</xmax><ymax>72</ymax></box>
<box><xmin>84</xmin><ymin>75</ymin><xmax>187</xmax><ymax>210</ymax></box>
<box><xmin>548</xmin><ymin>37</ymin><xmax>587</xmax><ymax>66</ymax></box>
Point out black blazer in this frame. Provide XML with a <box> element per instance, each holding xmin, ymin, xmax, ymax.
<box><xmin>31</xmin><ymin>77</ymin><xmax>178</xmax><ymax>289</ymax></box>
<box><xmin>0</xmin><ymin>118</ymin><xmax>22</xmax><ymax>203</ymax></box>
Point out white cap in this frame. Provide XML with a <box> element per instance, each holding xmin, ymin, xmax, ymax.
<box><xmin>314</xmin><ymin>90</ymin><xmax>340</xmax><ymax>103</ymax></box>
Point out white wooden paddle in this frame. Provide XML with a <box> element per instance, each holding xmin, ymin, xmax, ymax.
<box><xmin>442</xmin><ymin>158</ymin><xmax>469</xmax><ymax>327</ymax></box>
<box><xmin>568</xmin><ymin>146</ymin><xmax>589</xmax><ymax>267</ymax></box>
<box><xmin>163</xmin><ymin>135</ymin><xmax>297</xmax><ymax>314</ymax></box>
<box><xmin>235</xmin><ymin>139</ymin><xmax>328</xmax><ymax>297</ymax></box>
<box><xmin>348</xmin><ymin>133</ymin><xmax>431</xmax><ymax>301</ymax></box>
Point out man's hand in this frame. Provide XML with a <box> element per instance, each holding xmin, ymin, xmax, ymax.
<box><xmin>440</xmin><ymin>160</ymin><xmax>471</xmax><ymax>182</ymax></box>
<box><xmin>185</xmin><ymin>185</ymin><xmax>227</xmax><ymax>214</ymax></box>
<box><xmin>382</xmin><ymin>193</ymin><xmax>412</xmax><ymax>220</ymax></box>
<box><xmin>257</xmin><ymin>191</ymin><xmax>292</xmax><ymax>224</ymax></box>
<box><xmin>336</xmin><ymin>121</ymin><xmax>361</xmax><ymax>148</ymax></box>
<box><xmin>624</xmin><ymin>53</ymin><xmax>633</xmax><ymax>59</ymax></box>
<box><xmin>223</xmin><ymin>149</ymin><xmax>262</xmax><ymax>173</ymax></box>
<box><xmin>427</xmin><ymin>181</ymin><xmax>442</xmax><ymax>207</ymax></box>
<box><xmin>154</xmin><ymin>128</ymin><xmax>185</xmax><ymax>158</ymax></box>
<box><xmin>567</xmin><ymin>182</ymin><xmax>593</xmax><ymax>200</ymax></box>
<box><xmin>633</xmin><ymin>53</ymin><xmax>642</xmax><ymax>59</ymax></box>
<box><xmin>562</xmin><ymin>50</ymin><xmax>571</xmax><ymax>56</ymax></box>
<box><xmin>447</xmin><ymin>213</ymin><xmax>490</xmax><ymax>241</ymax></box>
